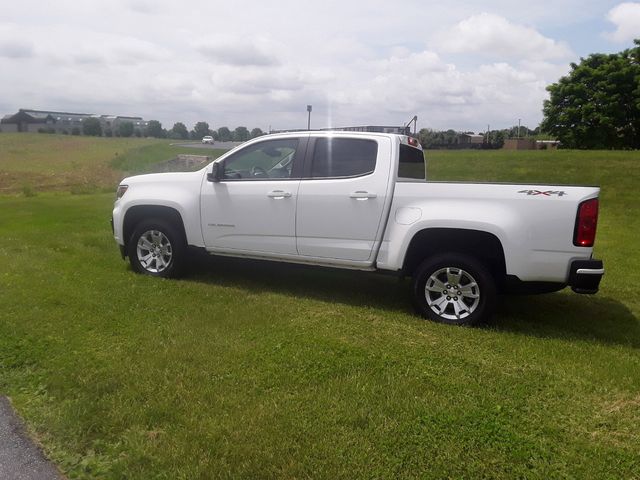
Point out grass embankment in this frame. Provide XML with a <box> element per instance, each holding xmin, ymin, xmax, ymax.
<box><xmin>0</xmin><ymin>133</ymin><xmax>223</xmax><ymax>194</ymax></box>
<box><xmin>0</xmin><ymin>141</ymin><xmax>639</xmax><ymax>478</ymax></box>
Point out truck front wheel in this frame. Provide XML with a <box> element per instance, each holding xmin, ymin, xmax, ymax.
<box><xmin>128</xmin><ymin>219</ymin><xmax>186</xmax><ymax>278</ymax></box>
<box><xmin>412</xmin><ymin>253</ymin><xmax>496</xmax><ymax>326</ymax></box>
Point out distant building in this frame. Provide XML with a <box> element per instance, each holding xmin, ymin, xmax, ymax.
<box><xmin>0</xmin><ymin>108</ymin><xmax>148</xmax><ymax>135</ymax></box>
<box><xmin>99</xmin><ymin>115</ymin><xmax>148</xmax><ymax>135</ymax></box>
<box><xmin>536</xmin><ymin>140</ymin><xmax>560</xmax><ymax>150</ymax></box>
<box><xmin>0</xmin><ymin>109</ymin><xmax>91</xmax><ymax>133</ymax></box>
<box><xmin>503</xmin><ymin>138</ymin><xmax>537</xmax><ymax>150</ymax></box>
<box><xmin>458</xmin><ymin>133</ymin><xmax>485</xmax><ymax>145</ymax></box>
<box><xmin>503</xmin><ymin>138</ymin><xmax>560</xmax><ymax>150</ymax></box>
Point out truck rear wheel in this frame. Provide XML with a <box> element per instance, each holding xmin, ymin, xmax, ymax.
<box><xmin>412</xmin><ymin>253</ymin><xmax>496</xmax><ymax>326</ymax></box>
<box><xmin>128</xmin><ymin>218</ymin><xmax>186</xmax><ymax>278</ymax></box>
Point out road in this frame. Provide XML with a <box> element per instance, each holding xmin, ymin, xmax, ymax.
<box><xmin>0</xmin><ymin>396</ymin><xmax>62</xmax><ymax>479</ymax></box>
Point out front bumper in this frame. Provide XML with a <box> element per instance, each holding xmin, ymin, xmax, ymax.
<box><xmin>569</xmin><ymin>259</ymin><xmax>604</xmax><ymax>294</ymax></box>
<box><xmin>111</xmin><ymin>216</ymin><xmax>126</xmax><ymax>259</ymax></box>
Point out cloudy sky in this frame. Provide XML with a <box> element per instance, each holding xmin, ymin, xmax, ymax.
<box><xmin>2</xmin><ymin>0</ymin><xmax>639</xmax><ymax>132</ymax></box>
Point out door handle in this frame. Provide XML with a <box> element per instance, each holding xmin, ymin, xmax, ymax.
<box><xmin>349</xmin><ymin>191</ymin><xmax>377</xmax><ymax>200</ymax></box>
<box><xmin>267</xmin><ymin>190</ymin><xmax>292</xmax><ymax>199</ymax></box>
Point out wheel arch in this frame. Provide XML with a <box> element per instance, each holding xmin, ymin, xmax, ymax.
<box><xmin>122</xmin><ymin>205</ymin><xmax>187</xmax><ymax>257</ymax></box>
<box><xmin>402</xmin><ymin>228</ymin><xmax>507</xmax><ymax>289</ymax></box>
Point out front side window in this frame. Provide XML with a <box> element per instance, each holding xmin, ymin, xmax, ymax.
<box><xmin>223</xmin><ymin>138</ymin><xmax>299</xmax><ymax>180</ymax></box>
<box><xmin>310</xmin><ymin>138</ymin><xmax>378</xmax><ymax>178</ymax></box>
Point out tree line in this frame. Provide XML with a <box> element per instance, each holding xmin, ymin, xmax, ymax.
<box><xmin>417</xmin><ymin>125</ymin><xmax>540</xmax><ymax>149</ymax></box>
<box><xmin>78</xmin><ymin>118</ymin><xmax>265</xmax><ymax>141</ymax></box>
<box><xmin>149</xmin><ymin>121</ymin><xmax>265</xmax><ymax>141</ymax></box>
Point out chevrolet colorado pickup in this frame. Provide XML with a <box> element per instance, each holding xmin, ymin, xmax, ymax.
<box><xmin>112</xmin><ymin>132</ymin><xmax>604</xmax><ymax>325</ymax></box>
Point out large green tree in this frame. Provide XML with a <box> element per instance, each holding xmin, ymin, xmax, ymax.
<box><xmin>542</xmin><ymin>40</ymin><xmax>640</xmax><ymax>149</ymax></box>
<box><xmin>170</xmin><ymin>122</ymin><xmax>189</xmax><ymax>140</ymax></box>
<box><xmin>193</xmin><ymin>121</ymin><xmax>211</xmax><ymax>139</ymax></box>
<box><xmin>217</xmin><ymin>126</ymin><xmax>232</xmax><ymax>142</ymax></box>
<box><xmin>233</xmin><ymin>126</ymin><xmax>250</xmax><ymax>141</ymax></box>
<box><xmin>145</xmin><ymin>120</ymin><xmax>164</xmax><ymax>138</ymax></box>
<box><xmin>118</xmin><ymin>121</ymin><xmax>134</xmax><ymax>138</ymax></box>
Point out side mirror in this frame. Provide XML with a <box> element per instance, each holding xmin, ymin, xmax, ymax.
<box><xmin>207</xmin><ymin>161</ymin><xmax>223</xmax><ymax>182</ymax></box>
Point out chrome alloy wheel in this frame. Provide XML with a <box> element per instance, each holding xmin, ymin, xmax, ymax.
<box><xmin>136</xmin><ymin>229</ymin><xmax>173</xmax><ymax>274</ymax></box>
<box><xmin>424</xmin><ymin>267</ymin><xmax>480</xmax><ymax>321</ymax></box>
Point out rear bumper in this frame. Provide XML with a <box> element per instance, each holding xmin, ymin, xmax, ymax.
<box><xmin>569</xmin><ymin>259</ymin><xmax>604</xmax><ymax>294</ymax></box>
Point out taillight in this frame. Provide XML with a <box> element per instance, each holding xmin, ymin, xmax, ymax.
<box><xmin>407</xmin><ymin>137</ymin><xmax>420</xmax><ymax>147</ymax></box>
<box><xmin>573</xmin><ymin>198</ymin><xmax>599</xmax><ymax>247</ymax></box>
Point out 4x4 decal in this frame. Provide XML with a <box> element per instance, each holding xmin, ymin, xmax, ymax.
<box><xmin>518</xmin><ymin>189</ymin><xmax>567</xmax><ymax>197</ymax></box>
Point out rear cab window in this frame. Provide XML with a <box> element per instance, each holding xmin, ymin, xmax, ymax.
<box><xmin>398</xmin><ymin>143</ymin><xmax>426</xmax><ymax>180</ymax></box>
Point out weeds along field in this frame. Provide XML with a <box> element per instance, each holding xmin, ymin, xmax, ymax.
<box><xmin>0</xmin><ymin>134</ymin><xmax>639</xmax><ymax>479</ymax></box>
<box><xmin>0</xmin><ymin>133</ymin><xmax>222</xmax><ymax>194</ymax></box>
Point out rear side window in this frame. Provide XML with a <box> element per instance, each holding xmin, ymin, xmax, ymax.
<box><xmin>310</xmin><ymin>138</ymin><xmax>378</xmax><ymax>178</ymax></box>
<box><xmin>398</xmin><ymin>144</ymin><xmax>425</xmax><ymax>180</ymax></box>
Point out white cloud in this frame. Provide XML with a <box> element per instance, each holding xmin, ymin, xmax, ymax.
<box><xmin>431</xmin><ymin>13</ymin><xmax>574</xmax><ymax>61</ymax></box>
<box><xmin>317</xmin><ymin>53</ymin><xmax>557</xmax><ymax>131</ymax></box>
<box><xmin>0</xmin><ymin>40</ymin><xmax>34</xmax><ymax>59</ymax></box>
<box><xmin>125</xmin><ymin>0</ymin><xmax>158</xmax><ymax>14</ymax></box>
<box><xmin>0</xmin><ymin>0</ymin><xmax>599</xmax><ymax>131</ymax></box>
<box><xmin>605</xmin><ymin>2</ymin><xmax>640</xmax><ymax>42</ymax></box>
<box><xmin>194</xmin><ymin>36</ymin><xmax>281</xmax><ymax>67</ymax></box>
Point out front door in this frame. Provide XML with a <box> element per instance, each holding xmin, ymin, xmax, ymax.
<box><xmin>200</xmin><ymin>136</ymin><xmax>305</xmax><ymax>255</ymax></box>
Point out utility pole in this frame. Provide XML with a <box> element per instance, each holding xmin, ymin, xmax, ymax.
<box><xmin>307</xmin><ymin>105</ymin><xmax>312</xmax><ymax>130</ymax></box>
<box><xmin>518</xmin><ymin>118</ymin><xmax>521</xmax><ymax>138</ymax></box>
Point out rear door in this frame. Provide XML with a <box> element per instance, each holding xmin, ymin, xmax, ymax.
<box><xmin>295</xmin><ymin>135</ymin><xmax>392</xmax><ymax>261</ymax></box>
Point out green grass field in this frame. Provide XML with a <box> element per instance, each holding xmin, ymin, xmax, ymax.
<box><xmin>0</xmin><ymin>134</ymin><xmax>639</xmax><ymax>479</ymax></box>
<box><xmin>0</xmin><ymin>133</ymin><xmax>223</xmax><ymax>194</ymax></box>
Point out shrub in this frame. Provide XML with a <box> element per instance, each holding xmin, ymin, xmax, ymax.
<box><xmin>21</xmin><ymin>184</ymin><xmax>37</xmax><ymax>197</ymax></box>
<box><xmin>82</xmin><ymin>117</ymin><xmax>103</xmax><ymax>136</ymax></box>
<box><xmin>118</xmin><ymin>122</ymin><xmax>134</xmax><ymax>138</ymax></box>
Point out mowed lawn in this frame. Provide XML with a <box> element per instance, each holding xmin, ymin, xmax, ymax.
<box><xmin>0</xmin><ymin>136</ymin><xmax>639</xmax><ymax>479</ymax></box>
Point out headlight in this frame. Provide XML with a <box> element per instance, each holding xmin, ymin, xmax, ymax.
<box><xmin>116</xmin><ymin>185</ymin><xmax>128</xmax><ymax>199</ymax></box>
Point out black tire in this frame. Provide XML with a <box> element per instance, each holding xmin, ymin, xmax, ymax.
<box><xmin>127</xmin><ymin>218</ymin><xmax>186</xmax><ymax>278</ymax></box>
<box><xmin>411</xmin><ymin>253</ymin><xmax>496</xmax><ymax>326</ymax></box>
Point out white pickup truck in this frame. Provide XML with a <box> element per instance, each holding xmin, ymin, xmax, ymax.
<box><xmin>111</xmin><ymin>132</ymin><xmax>604</xmax><ymax>325</ymax></box>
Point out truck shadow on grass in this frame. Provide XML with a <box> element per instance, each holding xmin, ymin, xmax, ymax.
<box><xmin>187</xmin><ymin>255</ymin><xmax>639</xmax><ymax>348</ymax></box>
<box><xmin>493</xmin><ymin>294</ymin><xmax>640</xmax><ymax>348</ymax></box>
